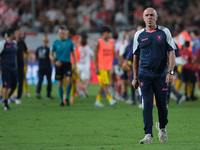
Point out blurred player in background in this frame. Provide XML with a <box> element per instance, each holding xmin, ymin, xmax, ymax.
<box><xmin>94</xmin><ymin>26</ymin><xmax>124</xmax><ymax>107</ymax></box>
<box><xmin>110</xmin><ymin>32</ymin><xmax>123</xmax><ymax>101</ymax></box>
<box><xmin>0</xmin><ymin>28</ymin><xmax>18</xmax><ymax>110</ymax></box>
<box><xmin>119</xmin><ymin>30</ymin><xmax>131</xmax><ymax>101</ymax></box>
<box><xmin>15</xmin><ymin>29</ymin><xmax>28</xmax><ymax>104</ymax></box>
<box><xmin>66</xmin><ymin>28</ymin><xmax>79</xmax><ymax>104</ymax></box>
<box><xmin>35</xmin><ymin>35</ymin><xmax>52</xmax><ymax>99</ymax></box>
<box><xmin>77</xmin><ymin>33</ymin><xmax>94</xmax><ymax>98</ymax></box>
<box><xmin>50</xmin><ymin>26</ymin><xmax>76</xmax><ymax>106</ymax></box>
<box><xmin>179</xmin><ymin>41</ymin><xmax>197</xmax><ymax>101</ymax></box>
<box><xmin>23</xmin><ymin>33</ymin><xmax>31</xmax><ymax>98</ymax></box>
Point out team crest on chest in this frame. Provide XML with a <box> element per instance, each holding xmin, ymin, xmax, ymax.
<box><xmin>156</xmin><ymin>35</ymin><xmax>163</xmax><ymax>41</ymax></box>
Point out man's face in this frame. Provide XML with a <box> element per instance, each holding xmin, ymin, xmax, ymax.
<box><xmin>103</xmin><ymin>32</ymin><xmax>110</xmax><ymax>40</ymax></box>
<box><xmin>143</xmin><ymin>8</ymin><xmax>158</xmax><ymax>28</ymax></box>
<box><xmin>58</xmin><ymin>29</ymin><xmax>65</xmax><ymax>40</ymax></box>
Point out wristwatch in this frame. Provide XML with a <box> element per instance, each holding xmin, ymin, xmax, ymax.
<box><xmin>168</xmin><ymin>70</ymin><xmax>174</xmax><ymax>75</ymax></box>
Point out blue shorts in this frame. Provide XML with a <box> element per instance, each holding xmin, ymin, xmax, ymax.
<box><xmin>2</xmin><ymin>68</ymin><xmax>18</xmax><ymax>88</ymax></box>
<box><xmin>181</xmin><ymin>68</ymin><xmax>196</xmax><ymax>83</ymax></box>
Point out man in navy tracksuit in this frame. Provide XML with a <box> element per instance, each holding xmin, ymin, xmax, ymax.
<box><xmin>35</xmin><ymin>35</ymin><xmax>52</xmax><ymax>99</ymax></box>
<box><xmin>0</xmin><ymin>28</ymin><xmax>18</xmax><ymax>110</ymax></box>
<box><xmin>132</xmin><ymin>8</ymin><xmax>176</xmax><ymax>144</ymax></box>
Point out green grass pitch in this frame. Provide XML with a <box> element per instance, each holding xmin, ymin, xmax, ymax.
<box><xmin>0</xmin><ymin>84</ymin><xmax>200</xmax><ymax>150</ymax></box>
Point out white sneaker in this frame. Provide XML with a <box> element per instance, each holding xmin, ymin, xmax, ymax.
<box><xmin>109</xmin><ymin>99</ymin><xmax>117</xmax><ymax>106</ymax></box>
<box><xmin>94</xmin><ymin>101</ymin><xmax>104</xmax><ymax>107</ymax></box>
<box><xmin>25</xmin><ymin>93</ymin><xmax>31</xmax><ymax>98</ymax></box>
<box><xmin>139</xmin><ymin>134</ymin><xmax>153</xmax><ymax>144</ymax></box>
<box><xmin>15</xmin><ymin>99</ymin><xmax>21</xmax><ymax>104</ymax></box>
<box><xmin>156</xmin><ymin>122</ymin><xmax>168</xmax><ymax>142</ymax></box>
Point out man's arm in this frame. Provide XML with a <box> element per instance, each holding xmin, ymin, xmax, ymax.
<box><xmin>166</xmin><ymin>50</ymin><xmax>175</xmax><ymax>86</ymax></box>
<box><xmin>93</xmin><ymin>41</ymin><xmax>99</xmax><ymax>74</ymax></box>
<box><xmin>72</xmin><ymin>51</ymin><xmax>76</xmax><ymax>67</ymax></box>
<box><xmin>114</xmin><ymin>51</ymin><xmax>124</xmax><ymax>63</ymax></box>
<box><xmin>49</xmin><ymin>52</ymin><xmax>55</xmax><ymax>64</ymax></box>
<box><xmin>168</xmin><ymin>50</ymin><xmax>175</xmax><ymax>71</ymax></box>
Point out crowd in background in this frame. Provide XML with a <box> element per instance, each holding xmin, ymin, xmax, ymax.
<box><xmin>1</xmin><ymin>0</ymin><xmax>200</xmax><ymax>36</ymax></box>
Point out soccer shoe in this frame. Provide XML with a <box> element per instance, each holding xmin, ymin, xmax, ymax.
<box><xmin>125</xmin><ymin>99</ymin><xmax>132</xmax><ymax>104</ymax></box>
<box><xmin>109</xmin><ymin>99</ymin><xmax>117</xmax><ymax>106</ymax></box>
<box><xmin>46</xmin><ymin>96</ymin><xmax>54</xmax><ymax>100</ymax></box>
<box><xmin>36</xmin><ymin>94</ymin><xmax>41</xmax><ymax>99</ymax></box>
<box><xmin>66</xmin><ymin>99</ymin><xmax>70</xmax><ymax>106</ymax></box>
<box><xmin>25</xmin><ymin>93</ymin><xmax>31</xmax><ymax>98</ymax></box>
<box><xmin>60</xmin><ymin>102</ymin><xmax>64</xmax><ymax>106</ymax></box>
<box><xmin>176</xmin><ymin>95</ymin><xmax>185</xmax><ymax>104</ymax></box>
<box><xmin>15</xmin><ymin>99</ymin><xmax>21</xmax><ymax>105</ymax></box>
<box><xmin>94</xmin><ymin>101</ymin><xmax>104</xmax><ymax>107</ymax></box>
<box><xmin>156</xmin><ymin>122</ymin><xmax>168</xmax><ymax>142</ymax></box>
<box><xmin>2</xmin><ymin>101</ymin><xmax>10</xmax><ymax>110</ymax></box>
<box><xmin>139</xmin><ymin>134</ymin><xmax>153</xmax><ymax>144</ymax></box>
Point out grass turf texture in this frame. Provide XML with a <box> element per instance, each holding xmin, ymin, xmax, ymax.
<box><xmin>0</xmin><ymin>84</ymin><xmax>200</xmax><ymax>150</ymax></box>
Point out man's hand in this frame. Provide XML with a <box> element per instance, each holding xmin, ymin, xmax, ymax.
<box><xmin>123</xmin><ymin>60</ymin><xmax>129</xmax><ymax>71</ymax></box>
<box><xmin>94</xmin><ymin>68</ymin><xmax>100</xmax><ymax>75</ymax></box>
<box><xmin>166</xmin><ymin>73</ymin><xmax>173</xmax><ymax>86</ymax></box>
<box><xmin>132</xmin><ymin>78</ymin><xmax>139</xmax><ymax>89</ymax></box>
<box><xmin>55</xmin><ymin>60</ymin><xmax>62</xmax><ymax>67</ymax></box>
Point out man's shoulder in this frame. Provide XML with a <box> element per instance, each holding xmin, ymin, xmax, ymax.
<box><xmin>135</xmin><ymin>28</ymin><xmax>145</xmax><ymax>38</ymax></box>
<box><xmin>157</xmin><ymin>26</ymin><xmax>171</xmax><ymax>34</ymax></box>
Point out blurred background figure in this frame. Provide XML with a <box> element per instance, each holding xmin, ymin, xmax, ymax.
<box><xmin>35</xmin><ymin>35</ymin><xmax>52</xmax><ymax>100</ymax></box>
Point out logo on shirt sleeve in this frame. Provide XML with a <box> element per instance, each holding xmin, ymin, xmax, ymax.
<box><xmin>156</xmin><ymin>35</ymin><xmax>163</xmax><ymax>41</ymax></box>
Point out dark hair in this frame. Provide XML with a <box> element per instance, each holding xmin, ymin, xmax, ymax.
<box><xmin>67</xmin><ymin>28</ymin><xmax>76</xmax><ymax>36</ymax></box>
<box><xmin>185</xmin><ymin>41</ymin><xmax>190</xmax><ymax>48</ymax></box>
<box><xmin>101</xmin><ymin>25</ymin><xmax>111</xmax><ymax>33</ymax></box>
<box><xmin>81</xmin><ymin>33</ymin><xmax>88</xmax><ymax>46</ymax></box>
<box><xmin>112</xmin><ymin>32</ymin><xmax>118</xmax><ymax>40</ymax></box>
<box><xmin>192</xmin><ymin>30</ymin><xmax>199</xmax><ymax>36</ymax></box>
<box><xmin>59</xmin><ymin>26</ymin><xmax>65</xmax><ymax>30</ymax></box>
<box><xmin>6</xmin><ymin>28</ymin><xmax>15</xmax><ymax>37</ymax></box>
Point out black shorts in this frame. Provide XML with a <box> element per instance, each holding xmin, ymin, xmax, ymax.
<box><xmin>120</xmin><ymin>70</ymin><xmax>128</xmax><ymax>80</ymax></box>
<box><xmin>55</xmin><ymin>62</ymin><xmax>72</xmax><ymax>80</ymax></box>
<box><xmin>181</xmin><ymin>68</ymin><xmax>196</xmax><ymax>83</ymax></box>
<box><xmin>2</xmin><ymin>68</ymin><xmax>18</xmax><ymax>89</ymax></box>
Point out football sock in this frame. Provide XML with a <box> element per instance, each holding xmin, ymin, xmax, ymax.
<box><xmin>66</xmin><ymin>84</ymin><xmax>72</xmax><ymax>100</ymax></box>
<box><xmin>58</xmin><ymin>87</ymin><xmax>63</xmax><ymax>103</ymax></box>
<box><xmin>106</xmin><ymin>94</ymin><xmax>112</xmax><ymax>101</ymax></box>
<box><xmin>23</xmin><ymin>79</ymin><xmax>29</xmax><ymax>94</ymax></box>
<box><xmin>187</xmin><ymin>81</ymin><xmax>191</xmax><ymax>97</ymax></box>
<box><xmin>96</xmin><ymin>94</ymin><xmax>102</xmax><ymax>101</ymax></box>
<box><xmin>70</xmin><ymin>81</ymin><xmax>76</xmax><ymax>97</ymax></box>
<box><xmin>175</xmin><ymin>78</ymin><xmax>182</xmax><ymax>91</ymax></box>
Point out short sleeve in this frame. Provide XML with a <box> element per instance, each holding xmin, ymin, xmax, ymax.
<box><xmin>133</xmin><ymin>32</ymin><xmax>140</xmax><ymax>55</ymax></box>
<box><xmin>0</xmin><ymin>40</ymin><xmax>6</xmax><ymax>54</ymax></box>
<box><xmin>163</xmin><ymin>28</ymin><xmax>177</xmax><ymax>51</ymax></box>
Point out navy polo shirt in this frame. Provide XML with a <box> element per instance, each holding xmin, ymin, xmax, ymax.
<box><xmin>0</xmin><ymin>40</ymin><xmax>18</xmax><ymax>69</ymax></box>
<box><xmin>133</xmin><ymin>26</ymin><xmax>177</xmax><ymax>77</ymax></box>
